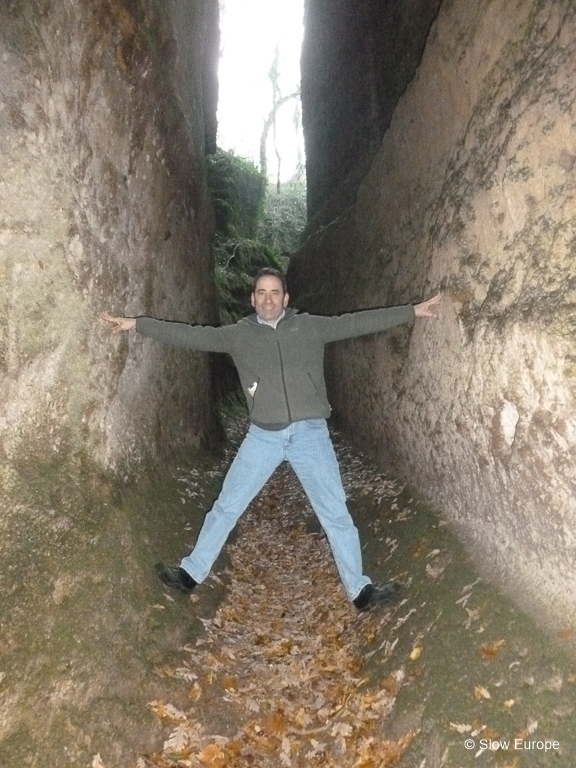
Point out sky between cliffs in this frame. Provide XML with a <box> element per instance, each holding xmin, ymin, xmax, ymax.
<box><xmin>217</xmin><ymin>0</ymin><xmax>305</xmax><ymax>182</ymax></box>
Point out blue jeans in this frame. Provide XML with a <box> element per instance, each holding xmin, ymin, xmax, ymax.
<box><xmin>180</xmin><ymin>419</ymin><xmax>372</xmax><ymax>601</ymax></box>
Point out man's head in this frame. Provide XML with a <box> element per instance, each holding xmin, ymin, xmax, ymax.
<box><xmin>251</xmin><ymin>268</ymin><xmax>289</xmax><ymax>322</ymax></box>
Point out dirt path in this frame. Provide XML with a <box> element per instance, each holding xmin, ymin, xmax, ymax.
<box><xmin>120</xmin><ymin>420</ymin><xmax>576</xmax><ymax>768</ymax></box>
<box><xmin>138</xmin><ymin>457</ymin><xmax>415</xmax><ymax>768</ymax></box>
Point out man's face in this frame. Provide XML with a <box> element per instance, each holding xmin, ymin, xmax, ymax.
<box><xmin>251</xmin><ymin>275</ymin><xmax>289</xmax><ymax>322</ymax></box>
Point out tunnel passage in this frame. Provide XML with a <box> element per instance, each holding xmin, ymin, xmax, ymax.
<box><xmin>1</xmin><ymin>0</ymin><xmax>576</xmax><ymax>765</ymax></box>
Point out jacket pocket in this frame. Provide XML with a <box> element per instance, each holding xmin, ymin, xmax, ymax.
<box><xmin>306</xmin><ymin>372</ymin><xmax>328</xmax><ymax>407</ymax></box>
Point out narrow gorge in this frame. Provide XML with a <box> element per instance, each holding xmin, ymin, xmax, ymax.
<box><xmin>1</xmin><ymin>0</ymin><xmax>575</xmax><ymax>765</ymax></box>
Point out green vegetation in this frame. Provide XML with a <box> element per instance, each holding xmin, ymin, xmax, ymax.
<box><xmin>207</xmin><ymin>149</ymin><xmax>307</xmax><ymax>326</ymax></box>
<box><xmin>259</xmin><ymin>176</ymin><xmax>307</xmax><ymax>260</ymax></box>
<box><xmin>208</xmin><ymin>149</ymin><xmax>266</xmax><ymax>241</ymax></box>
<box><xmin>208</xmin><ymin>149</ymin><xmax>280</xmax><ymax>325</ymax></box>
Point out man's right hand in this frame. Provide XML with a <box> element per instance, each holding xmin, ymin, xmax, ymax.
<box><xmin>100</xmin><ymin>313</ymin><xmax>136</xmax><ymax>333</ymax></box>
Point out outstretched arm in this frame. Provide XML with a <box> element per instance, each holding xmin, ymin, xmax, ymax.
<box><xmin>414</xmin><ymin>293</ymin><xmax>442</xmax><ymax>318</ymax></box>
<box><xmin>100</xmin><ymin>312</ymin><xmax>236</xmax><ymax>353</ymax></box>
<box><xmin>314</xmin><ymin>293</ymin><xmax>442</xmax><ymax>344</ymax></box>
<box><xmin>100</xmin><ymin>313</ymin><xmax>136</xmax><ymax>333</ymax></box>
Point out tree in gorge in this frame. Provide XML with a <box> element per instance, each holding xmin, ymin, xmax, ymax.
<box><xmin>258</xmin><ymin>47</ymin><xmax>307</xmax><ymax>265</ymax></box>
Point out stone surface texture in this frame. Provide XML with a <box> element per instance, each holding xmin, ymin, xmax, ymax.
<box><xmin>292</xmin><ymin>0</ymin><xmax>576</xmax><ymax>628</ymax></box>
<box><xmin>0</xmin><ymin>0</ymin><xmax>220</xmax><ymax>763</ymax></box>
<box><xmin>0</xmin><ymin>0</ymin><xmax>219</xmax><ymax>483</ymax></box>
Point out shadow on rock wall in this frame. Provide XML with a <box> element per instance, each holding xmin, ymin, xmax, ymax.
<box><xmin>291</xmin><ymin>0</ymin><xmax>576</xmax><ymax>631</ymax></box>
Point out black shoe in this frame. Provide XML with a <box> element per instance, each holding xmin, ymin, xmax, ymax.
<box><xmin>156</xmin><ymin>563</ymin><xmax>197</xmax><ymax>594</ymax></box>
<box><xmin>353</xmin><ymin>581</ymin><xmax>400</xmax><ymax>612</ymax></box>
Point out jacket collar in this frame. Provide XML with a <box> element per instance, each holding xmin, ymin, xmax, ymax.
<box><xmin>245</xmin><ymin>307</ymin><xmax>297</xmax><ymax>327</ymax></box>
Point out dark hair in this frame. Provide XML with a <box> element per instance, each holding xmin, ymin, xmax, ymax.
<box><xmin>252</xmin><ymin>267</ymin><xmax>288</xmax><ymax>294</ymax></box>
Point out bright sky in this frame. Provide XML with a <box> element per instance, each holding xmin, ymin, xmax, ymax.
<box><xmin>217</xmin><ymin>0</ymin><xmax>305</xmax><ymax>182</ymax></box>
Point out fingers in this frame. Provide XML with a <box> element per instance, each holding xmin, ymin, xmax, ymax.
<box><xmin>425</xmin><ymin>296</ymin><xmax>441</xmax><ymax>316</ymax></box>
<box><xmin>100</xmin><ymin>312</ymin><xmax>125</xmax><ymax>333</ymax></box>
<box><xmin>414</xmin><ymin>292</ymin><xmax>443</xmax><ymax>318</ymax></box>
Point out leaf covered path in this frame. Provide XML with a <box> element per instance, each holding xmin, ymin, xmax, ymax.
<box><xmin>143</xmin><ymin>445</ymin><xmax>417</xmax><ymax>767</ymax></box>
<box><xmin>127</xmin><ymin>420</ymin><xmax>576</xmax><ymax>768</ymax></box>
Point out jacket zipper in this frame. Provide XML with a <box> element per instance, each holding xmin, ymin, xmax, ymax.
<box><xmin>275</xmin><ymin>336</ymin><xmax>292</xmax><ymax>423</ymax></box>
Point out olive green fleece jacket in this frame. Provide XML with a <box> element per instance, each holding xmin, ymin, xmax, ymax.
<box><xmin>136</xmin><ymin>304</ymin><xmax>415</xmax><ymax>429</ymax></box>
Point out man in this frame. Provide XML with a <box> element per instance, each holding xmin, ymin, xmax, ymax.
<box><xmin>102</xmin><ymin>269</ymin><xmax>441</xmax><ymax>611</ymax></box>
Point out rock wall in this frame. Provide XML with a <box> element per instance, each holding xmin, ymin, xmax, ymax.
<box><xmin>0</xmin><ymin>0</ymin><xmax>219</xmax><ymax>483</ymax></box>
<box><xmin>301</xmin><ymin>0</ymin><xmax>441</xmax><ymax>220</ymax></box>
<box><xmin>0</xmin><ymin>0</ymin><xmax>220</xmax><ymax>763</ymax></box>
<box><xmin>292</xmin><ymin>0</ymin><xmax>576</xmax><ymax>628</ymax></box>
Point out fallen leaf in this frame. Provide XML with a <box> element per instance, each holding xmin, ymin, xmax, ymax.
<box><xmin>558</xmin><ymin>627</ymin><xmax>574</xmax><ymax>640</ymax></box>
<box><xmin>541</xmin><ymin>673</ymin><xmax>563</xmax><ymax>692</ymax></box>
<box><xmin>244</xmin><ymin>696</ymin><xmax>260</xmax><ymax>712</ymax></box>
<box><xmin>464</xmin><ymin>607</ymin><xmax>480</xmax><ymax>628</ymax></box>
<box><xmin>380</xmin><ymin>671</ymin><xmax>404</xmax><ymax>695</ymax></box>
<box><xmin>148</xmin><ymin>701</ymin><xmax>188</xmax><ymax>721</ymax></box>
<box><xmin>189</xmin><ymin>681</ymin><xmax>202</xmax><ymax>701</ymax></box>
<box><xmin>332</xmin><ymin>721</ymin><xmax>353</xmax><ymax>738</ymax></box>
<box><xmin>474</xmin><ymin>685</ymin><xmax>491</xmax><ymax>700</ymax></box>
<box><xmin>462</xmin><ymin>578</ymin><xmax>482</xmax><ymax>592</ymax></box>
<box><xmin>409</xmin><ymin>646</ymin><xmax>423</xmax><ymax>661</ymax></box>
<box><xmin>221</xmin><ymin>674</ymin><xmax>238</xmax><ymax>692</ymax></box>
<box><xmin>455</xmin><ymin>593</ymin><xmax>470</xmax><ymax>607</ymax></box>
<box><xmin>305</xmin><ymin>739</ymin><xmax>326</xmax><ymax>758</ymax></box>
<box><xmin>198</xmin><ymin>743</ymin><xmax>226</xmax><ymax>766</ymax></box>
<box><xmin>263</xmin><ymin>709</ymin><xmax>287</xmax><ymax>736</ymax></box>
<box><xmin>425</xmin><ymin>562</ymin><xmax>446</xmax><ymax>579</ymax></box>
<box><xmin>449</xmin><ymin>722</ymin><xmax>472</xmax><ymax>733</ymax></box>
<box><xmin>515</xmin><ymin>719</ymin><xmax>538</xmax><ymax>740</ymax></box>
<box><xmin>280</xmin><ymin>735</ymin><xmax>292</xmax><ymax>757</ymax></box>
<box><xmin>478</xmin><ymin>639</ymin><xmax>505</xmax><ymax>660</ymax></box>
<box><xmin>411</xmin><ymin>542</ymin><xmax>426</xmax><ymax>558</ymax></box>
<box><xmin>470</xmin><ymin>722</ymin><xmax>487</xmax><ymax>737</ymax></box>
<box><xmin>163</xmin><ymin>725</ymin><xmax>189</xmax><ymax>753</ymax></box>
<box><xmin>175</xmin><ymin>667</ymin><xmax>197</xmax><ymax>682</ymax></box>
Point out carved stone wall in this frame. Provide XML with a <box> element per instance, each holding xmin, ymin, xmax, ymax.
<box><xmin>0</xmin><ymin>0</ymin><xmax>219</xmax><ymax>482</ymax></box>
<box><xmin>301</xmin><ymin>0</ymin><xmax>441</xmax><ymax>221</ymax></box>
<box><xmin>0</xmin><ymin>1</ymin><xmax>220</xmax><ymax>762</ymax></box>
<box><xmin>292</xmin><ymin>0</ymin><xmax>576</xmax><ymax>628</ymax></box>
